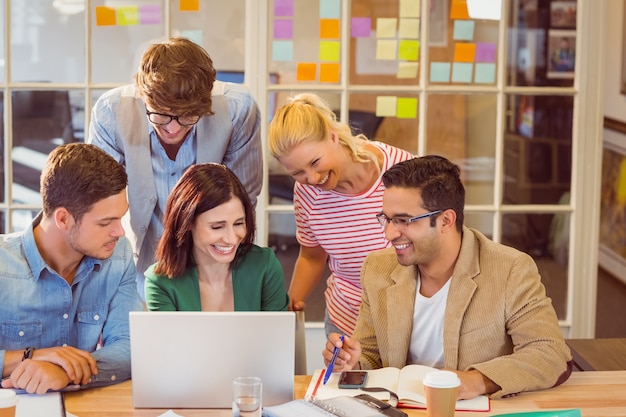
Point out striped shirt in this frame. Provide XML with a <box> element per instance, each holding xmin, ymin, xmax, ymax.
<box><xmin>294</xmin><ymin>142</ymin><xmax>414</xmax><ymax>335</ymax></box>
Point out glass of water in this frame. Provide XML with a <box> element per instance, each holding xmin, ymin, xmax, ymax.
<box><xmin>232</xmin><ymin>376</ymin><xmax>262</xmax><ymax>417</ymax></box>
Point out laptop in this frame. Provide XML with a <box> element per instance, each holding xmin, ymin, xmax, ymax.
<box><xmin>129</xmin><ymin>311</ymin><xmax>295</xmax><ymax>408</ymax></box>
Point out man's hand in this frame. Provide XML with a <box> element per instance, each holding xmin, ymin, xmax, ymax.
<box><xmin>1</xmin><ymin>361</ymin><xmax>72</xmax><ymax>394</ymax></box>
<box><xmin>322</xmin><ymin>332</ymin><xmax>362</xmax><ymax>372</ymax></box>
<box><xmin>30</xmin><ymin>346</ymin><xmax>97</xmax><ymax>385</ymax></box>
<box><xmin>448</xmin><ymin>369</ymin><xmax>500</xmax><ymax>400</ymax></box>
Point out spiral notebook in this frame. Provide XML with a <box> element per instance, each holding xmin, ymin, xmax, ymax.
<box><xmin>263</xmin><ymin>395</ymin><xmax>407</xmax><ymax>417</ymax></box>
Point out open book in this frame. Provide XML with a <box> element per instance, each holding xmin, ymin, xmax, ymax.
<box><xmin>306</xmin><ymin>365</ymin><xmax>490</xmax><ymax>411</ymax></box>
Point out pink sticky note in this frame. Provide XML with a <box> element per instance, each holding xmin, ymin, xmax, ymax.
<box><xmin>274</xmin><ymin>19</ymin><xmax>293</xmax><ymax>39</ymax></box>
<box><xmin>140</xmin><ymin>4</ymin><xmax>161</xmax><ymax>24</ymax></box>
<box><xmin>274</xmin><ymin>0</ymin><xmax>294</xmax><ymax>17</ymax></box>
<box><xmin>351</xmin><ymin>17</ymin><xmax>371</xmax><ymax>38</ymax></box>
<box><xmin>476</xmin><ymin>42</ymin><xmax>497</xmax><ymax>63</ymax></box>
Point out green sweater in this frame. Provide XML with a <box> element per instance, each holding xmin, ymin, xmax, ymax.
<box><xmin>144</xmin><ymin>245</ymin><xmax>289</xmax><ymax>312</ymax></box>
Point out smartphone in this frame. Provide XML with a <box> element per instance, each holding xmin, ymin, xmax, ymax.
<box><xmin>338</xmin><ymin>371</ymin><xmax>368</xmax><ymax>389</ymax></box>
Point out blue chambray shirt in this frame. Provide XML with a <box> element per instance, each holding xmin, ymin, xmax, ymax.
<box><xmin>0</xmin><ymin>214</ymin><xmax>144</xmax><ymax>388</ymax></box>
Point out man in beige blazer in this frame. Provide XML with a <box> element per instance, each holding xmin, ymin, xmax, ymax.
<box><xmin>323</xmin><ymin>155</ymin><xmax>572</xmax><ymax>400</ymax></box>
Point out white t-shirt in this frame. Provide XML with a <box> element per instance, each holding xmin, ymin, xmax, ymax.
<box><xmin>407</xmin><ymin>273</ymin><xmax>451</xmax><ymax>368</ymax></box>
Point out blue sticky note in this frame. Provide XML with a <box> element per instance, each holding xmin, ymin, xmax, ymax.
<box><xmin>430</xmin><ymin>62</ymin><xmax>451</xmax><ymax>83</ymax></box>
<box><xmin>475</xmin><ymin>63</ymin><xmax>496</xmax><ymax>83</ymax></box>
<box><xmin>452</xmin><ymin>63</ymin><xmax>473</xmax><ymax>83</ymax></box>
<box><xmin>453</xmin><ymin>20</ymin><xmax>475</xmax><ymax>41</ymax></box>
<box><xmin>320</xmin><ymin>0</ymin><xmax>340</xmax><ymax>18</ymax></box>
<box><xmin>272</xmin><ymin>40</ymin><xmax>293</xmax><ymax>62</ymax></box>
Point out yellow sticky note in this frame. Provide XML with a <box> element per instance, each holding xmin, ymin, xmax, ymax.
<box><xmin>95</xmin><ymin>6</ymin><xmax>116</xmax><ymax>26</ymax></box>
<box><xmin>450</xmin><ymin>0</ymin><xmax>470</xmax><ymax>19</ymax></box>
<box><xmin>376</xmin><ymin>96</ymin><xmax>397</xmax><ymax>117</ymax></box>
<box><xmin>319</xmin><ymin>41</ymin><xmax>340</xmax><ymax>62</ymax></box>
<box><xmin>399</xmin><ymin>0</ymin><xmax>420</xmax><ymax>18</ymax></box>
<box><xmin>454</xmin><ymin>43</ymin><xmax>476</xmax><ymax>62</ymax></box>
<box><xmin>296</xmin><ymin>63</ymin><xmax>317</xmax><ymax>81</ymax></box>
<box><xmin>397</xmin><ymin>62</ymin><xmax>419</xmax><ymax>79</ymax></box>
<box><xmin>397</xmin><ymin>97</ymin><xmax>418</xmax><ymax>118</ymax></box>
<box><xmin>398</xmin><ymin>40</ymin><xmax>419</xmax><ymax>61</ymax></box>
<box><xmin>180</xmin><ymin>0</ymin><xmax>200</xmax><ymax>12</ymax></box>
<box><xmin>376</xmin><ymin>18</ymin><xmax>397</xmax><ymax>38</ymax></box>
<box><xmin>320</xmin><ymin>63</ymin><xmax>340</xmax><ymax>83</ymax></box>
<box><xmin>117</xmin><ymin>6</ymin><xmax>139</xmax><ymax>26</ymax></box>
<box><xmin>399</xmin><ymin>18</ymin><xmax>420</xmax><ymax>39</ymax></box>
<box><xmin>376</xmin><ymin>40</ymin><xmax>397</xmax><ymax>60</ymax></box>
<box><xmin>320</xmin><ymin>19</ymin><xmax>340</xmax><ymax>39</ymax></box>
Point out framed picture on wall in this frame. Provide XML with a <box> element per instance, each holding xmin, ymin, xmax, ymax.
<box><xmin>550</xmin><ymin>1</ymin><xmax>576</xmax><ymax>28</ymax></box>
<box><xmin>547</xmin><ymin>29</ymin><xmax>575</xmax><ymax>79</ymax></box>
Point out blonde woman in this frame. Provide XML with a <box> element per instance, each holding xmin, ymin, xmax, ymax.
<box><xmin>269</xmin><ymin>93</ymin><xmax>414</xmax><ymax>336</ymax></box>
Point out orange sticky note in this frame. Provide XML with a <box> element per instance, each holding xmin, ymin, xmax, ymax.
<box><xmin>180</xmin><ymin>0</ymin><xmax>200</xmax><ymax>11</ymax></box>
<box><xmin>320</xmin><ymin>63</ymin><xmax>340</xmax><ymax>83</ymax></box>
<box><xmin>320</xmin><ymin>19</ymin><xmax>340</xmax><ymax>39</ymax></box>
<box><xmin>296</xmin><ymin>63</ymin><xmax>317</xmax><ymax>81</ymax></box>
<box><xmin>450</xmin><ymin>0</ymin><xmax>470</xmax><ymax>19</ymax></box>
<box><xmin>95</xmin><ymin>6</ymin><xmax>116</xmax><ymax>26</ymax></box>
<box><xmin>454</xmin><ymin>43</ymin><xmax>476</xmax><ymax>62</ymax></box>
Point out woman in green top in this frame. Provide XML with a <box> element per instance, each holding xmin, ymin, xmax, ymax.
<box><xmin>144</xmin><ymin>163</ymin><xmax>289</xmax><ymax>311</ymax></box>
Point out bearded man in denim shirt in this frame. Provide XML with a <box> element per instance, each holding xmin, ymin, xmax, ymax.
<box><xmin>0</xmin><ymin>143</ymin><xmax>143</xmax><ymax>394</ymax></box>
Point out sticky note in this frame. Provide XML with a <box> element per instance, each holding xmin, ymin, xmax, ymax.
<box><xmin>376</xmin><ymin>18</ymin><xmax>397</xmax><ymax>38</ymax></box>
<box><xmin>95</xmin><ymin>6</ymin><xmax>116</xmax><ymax>26</ymax></box>
<box><xmin>453</xmin><ymin>20</ymin><xmax>474</xmax><ymax>40</ymax></box>
<box><xmin>272</xmin><ymin>40</ymin><xmax>293</xmax><ymax>62</ymax></box>
<box><xmin>296</xmin><ymin>63</ymin><xmax>317</xmax><ymax>81</ymax></box>
<box><xmin>118</xmin><ymin>6</ymin><xmax>139</xmax><ymax>25</ymax></box>
<box><xmin>430</xmin><ymin>62</ymin><xmax>451</xmax><ymax>82</ymax></box>
<box><xmin>320</xmin><ymin>0</ymin><xmax>340</xmax><ymax>19</ymax></box>
<box><xmin>320</xmin><ymin>63</ymin><xmax>340</xmax><ymax>83</ymax></box>
<box><xmin>452</xmin><ymin>62</ymin><xmax>473</xmax><ymax>83</ymax></box>
<box><xmin>179</xmin><ymin>0</ymin><xmax>199</xmax><ymax>12</ymax></box>
<box><xmin>351</xmin><ymin>17</ymin><xmax>371</xmax><ymax>38</ymax></box>
<box><xmin>399</xmin><ymin>0</ymin><xmax>420</xmax><ymax>18</ymax></box>
<box><xmin>319</xmin><ymin>41</ymin><xmax>340</xmax><ymax>61</ymax></box>
<box><xmin>274</xmin><ymin>0</ymin><xmax>294</xmax><ymax>17</ymax></box>
<box><xmin>398</xmin><ymin>40</ymin><xmax>419</xmax><ymax>61</ymax></box>
<box><xmin>274</xmin><ymin>19</ymin><xmax>293</xmax><ymax>39</ymax></box>
<box><xmin>397</xmin><ymin>62</ymin><xmax>419</xmax><ymax>79</ymax></box>
<box><xmin>475</xmin><ymin>63</ymin><xmax>496</xmax><ymax>83</ymax></box>
<box><xmin>397</xmin><ymin>97</ymin><xmax>418</xmax><ymax>118</ymax></box>
<box><xmin>320</xmin><ymin>19</ymin><xmax>340</xmax><ymax>39</ymax></box>
<box><xmin>182</xmin><ymin>29</ymin><xmax>203</xmax><ymax>46</ymax></box>
<box><xmin>376</xmin><ymin>40</ymin><xmax>397</xmax><ymax>60</ymax></box>
<box><xmin>476</xmin><ymin>42</ymin><xmax>497</xmax><ymax>63</ymax></box>
<box><xmin>454</xmin><ymin>43</ymin><xmax>476</xmax><ymax>62</ymax></box>
<box><xmin>399</xmin><ymin>18</ymin><xmax>420</xmax><ymax>39</ymax></box>
<box><xmin>450</xmin><ymin>0</ymin><xmax>469</xmax><ymax>19</ymax></box>
<box><xmin>139</xmin><ymin>4</ymin><xmax>161</xmax><ymax>24</ymax></box>
<box><xmin>618</xmin><ymin>160</ymin><xmax>626</xmax><ymax>204</ymax></box>
<box><xmin>376</xmin><ymin>96</ymin><xmax>397</xmax><ymax>117</ymax></box>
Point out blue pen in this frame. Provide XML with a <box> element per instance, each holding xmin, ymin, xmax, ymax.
<box><xmin>323</xmin><ymin>334</ymin><xmax>344</xmax><ymax>385</ymax></box>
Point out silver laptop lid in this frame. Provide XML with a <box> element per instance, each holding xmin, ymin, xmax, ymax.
<box><xmin>130</xmin><ymin>311</ymin><xmax>295</xmax><ymax>408</ymax></box>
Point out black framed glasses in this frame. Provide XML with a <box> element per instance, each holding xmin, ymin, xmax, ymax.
<box><xmin>376</xmin><ymin>210</ymin><xmax>443</xmax><ymax>229</ymax></box>
<box><xmin>146</xmin><ymin>111</ymin><xmax>201</xmax><ymax>126</ymax></box>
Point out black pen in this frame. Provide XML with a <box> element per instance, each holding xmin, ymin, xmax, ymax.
<box><xmin>323</xmin><ymin>334</ymin><xmax>344</xmax><ymax>385</ymax></box>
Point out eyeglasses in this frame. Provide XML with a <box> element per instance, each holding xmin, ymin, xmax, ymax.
<box><xmin>376</xmin><ymin>210</ymin><xmax>443</xmax><ymax>229</ymax></box>
<box><xmin>146</xmin><ymin>111</ymin><xmax>201</xmax><ymax>126</ymax></box>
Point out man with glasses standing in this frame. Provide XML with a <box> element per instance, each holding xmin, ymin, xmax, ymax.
<box><xmin>88</xmin><ymin>37</ymin><xmax>262</xmax><ymax>299</ymax></box>
<box><xmin>322</xmin><ymin>155</ymin><xmax>572</xmax><ymax>400</ymax></box>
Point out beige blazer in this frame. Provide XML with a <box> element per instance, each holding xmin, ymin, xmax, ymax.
<box><xmin>354</xmin><ymin>226</ymin><xmax>572</xmax><ymax>398</ymax></box>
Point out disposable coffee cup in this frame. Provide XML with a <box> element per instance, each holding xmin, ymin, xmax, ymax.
<box><xmin>0</xmin><ymin>390</ymin><xmax>18</xmax><ymax>417</ymax></box>
<box><xmin>423</xmin><ymin>370</ymin><xmax>460</xmax><ymax>417</ymax></box>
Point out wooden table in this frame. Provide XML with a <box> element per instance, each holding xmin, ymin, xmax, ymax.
<box><xmin>64</xmin><ymin>371</ymin><xmax>626</xmax><ymax>417</ymax></box>
<box><xmin>566</xmin><ymin>338</ymin><xmax>626</xmax><ymax>371</ymax></box>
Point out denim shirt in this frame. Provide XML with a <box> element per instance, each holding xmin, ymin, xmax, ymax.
<box><xmin>0</xmin><ymin>216</ymin><xmax>143</xmax><ymax>388</ymax></box>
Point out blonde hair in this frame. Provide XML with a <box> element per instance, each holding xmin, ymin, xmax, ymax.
<box><xmin>268</xmin><ymin>93</ymin><xmax>378</xmax><ymax>167</ymax></box>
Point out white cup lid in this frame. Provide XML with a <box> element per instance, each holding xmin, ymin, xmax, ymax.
<box><xmin>0</xmin><ymin>390</ymin><xmax>18</xmax><ymax>407</ymax></box>
<box><xmin>422</xmin><ymin>370</ymin><xmax>461</xmax><ymax>388</ymax></box>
